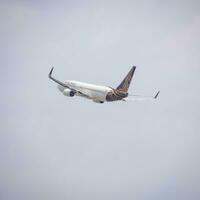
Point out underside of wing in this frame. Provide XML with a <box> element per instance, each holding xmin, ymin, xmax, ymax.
<box><xmin>76</xmin><ymin>91</ymin><xmax>92</xmax><ymax>99</ymax></box>
<box><xmin>123</xmin><ymin>91</ymin><xmax>160</xmax><ymax>101</ymax></box>
<box><xmin>123</xmin><ymin>97</ymin><xmax>155</xmax><ymax>101</ymax></box>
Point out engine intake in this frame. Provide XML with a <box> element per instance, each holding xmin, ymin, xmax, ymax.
<box><xmin>63</xmin><ymin>89</ymin><xmax>75</xmax><ymax>97</ymax></box>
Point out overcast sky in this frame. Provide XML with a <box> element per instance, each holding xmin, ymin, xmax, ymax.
<box><xmin>0</xmin><ymin>1</ymin><xmax>200</xmax><ymax>200</ymax></box>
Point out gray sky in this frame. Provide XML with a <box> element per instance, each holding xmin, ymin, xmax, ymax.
<box><xmin>1</xmin><ymin>1</ymin><xmax>200</xmax><ymax>200</ymax></box>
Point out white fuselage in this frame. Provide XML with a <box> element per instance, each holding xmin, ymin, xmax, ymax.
<box><xmin>58</xmin><ymin>80</ymin><xmax>112</xmax><ymax>102</ymax></box>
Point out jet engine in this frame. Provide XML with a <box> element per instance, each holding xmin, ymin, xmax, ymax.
<box><xmin>63</xmin><ymin>88</ymin><xmax>75</xmax><ymax>97</ymax></box>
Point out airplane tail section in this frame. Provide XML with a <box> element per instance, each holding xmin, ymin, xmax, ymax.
<box><xmin>116</xmin><ymin>66</ymin><xmax>136</xmax><ymax>92</ymax></box>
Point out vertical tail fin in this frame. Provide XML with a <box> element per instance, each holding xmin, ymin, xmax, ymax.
<box><xmin>116</xmin><ymin>66</ymin><xmax>136</xmax><ymax>92</ymax></box>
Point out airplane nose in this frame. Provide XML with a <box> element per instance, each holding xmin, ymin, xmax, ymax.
<box><xmin>57</xmin><ymin>85</ymin><xmax>64</xmax><ymax>92</ymax></box>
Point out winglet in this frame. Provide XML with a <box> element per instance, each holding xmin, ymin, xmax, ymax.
<box><xmin>49</xmin><ymin>67</ymin><xmax>54</xmax><ymax>78</ymax></box>
<box><xmin>154</xmin><ymin>91</ymin><xmax>160</xmax><ymax>99</ymax></box>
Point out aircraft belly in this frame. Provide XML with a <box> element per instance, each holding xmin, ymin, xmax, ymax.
<box><xmin>80</xmin><ymin>88</ymin><xmax>107</xmax><ymax>101</ymax></box>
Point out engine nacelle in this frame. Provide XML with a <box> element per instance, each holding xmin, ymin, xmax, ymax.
<box><xmin>63</xmin><ymin>88</ymin><xmax>75</xmax><ymax>97</ymax></box>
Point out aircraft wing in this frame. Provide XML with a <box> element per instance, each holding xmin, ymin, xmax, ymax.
<box><xmin>48</xmin><ymin>67</ymin><xmax>71</xmax><ymax>88</ymax></box>
<box><xmin>48</xmin><ymin>67</ymin><xmax>91</xmax><ymax>98</ymax></box>
<box><xmin>123</xmin><ymin>91</ymin><xmax>160</xmax><ymax>101</ymax></box>
<box><xmin>76</xmin><ymin>91</ymin><xmax>92</xmax><ymax>99</ymax></box>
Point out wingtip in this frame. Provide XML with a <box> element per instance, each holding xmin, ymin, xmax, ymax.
<box><xmin>48</xmin><ymin>67</ymin><xmax>54</xmax><ymax>78</ymax></box>
<box><xmin>154</xmin><ymin>91</ymin><xmax>160</xmax><ymax>99</ymax></box>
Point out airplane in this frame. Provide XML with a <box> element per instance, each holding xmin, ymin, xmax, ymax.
<box><xmin>48</xmin><ymin>66</ymin><xmax>160</xmax><ymax>103</ymax></box>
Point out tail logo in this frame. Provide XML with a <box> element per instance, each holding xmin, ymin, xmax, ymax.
<box><xmin>117</xmin><ymin>66</ymin><xmax>136</xmax><ymax>92</ymax></box>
